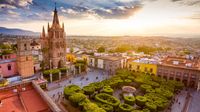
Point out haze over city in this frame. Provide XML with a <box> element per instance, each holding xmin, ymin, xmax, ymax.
<box><xmin>0</xmin><ymin>0</ymin><xmax>200</xmax><ymax>37</ymax></box>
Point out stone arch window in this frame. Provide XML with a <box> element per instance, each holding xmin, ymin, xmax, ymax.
<box><xmin>7</xmin><ymin>64</ymin><xmax>11</xmax><ymax>71</ymax></box>
<box><xmin>56</xmin><ymin>43</ymin><xmax>59</xmax><ymax>48</ymax></box>
<box><xmin>24</xmin><ymin>44</ymin><xmax>27</xmax><ymax>50</ymax></box>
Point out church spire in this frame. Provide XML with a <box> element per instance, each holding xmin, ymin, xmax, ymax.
<box><xmin>42</xmin><ymin>26</ymin><xmax>45</xmax><ymax>37</ymax></box>
<box><xmin>52</xmin><ymin>2</ymin><xmax>60</xmax><ymax>26</ymax></box>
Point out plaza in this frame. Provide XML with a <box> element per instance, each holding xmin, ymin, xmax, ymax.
<box><xmin>46</xmin><ymin>68</ymin><xmax>111</xmax><ymax>100</ymax></box>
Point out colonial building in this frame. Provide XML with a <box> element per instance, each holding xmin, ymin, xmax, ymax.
<box><xmin>157</xmin><ymin>56</ymin><xmax>200</xmax><ymax>88</ymax></box>
<box><xmin>128</xmin><ymin>57</ymin><xmax>159</xmax><ymax>75</ymax></box>
<box><xmin>40</xmin><ymin>6</ymin><xmax>66</xmax><ymax>69</ymax></box>
<box><xmin>88</xmin><ymin>55</ymin><xmax>127</xmax><ymax>75</ymax></box>
<box><xmin>16</xmin><ymin>38</ymin><xmax>34</xmax><ymax>78</ymax></box>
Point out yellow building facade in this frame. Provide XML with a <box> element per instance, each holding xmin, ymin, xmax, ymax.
<box><xmin>128</xmin><ymin>61</ymin><xmax>157</xmax><ymax>75</ymax></box>
<box><xmin>66</xmin><ymin>53</ymin><xmax>89</xmax><ymax>63</ymax></box>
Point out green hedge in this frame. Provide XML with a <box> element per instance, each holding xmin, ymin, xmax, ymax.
<box><xmin>59</xmin><ymin>67</ymin><xmax>68</xmax><ymax>73</ymax></box>
<box><xmin>69</xmin><ymin>93</ymin><xmax>87</xmax><ymax>106</ymax></box>
<box><xmin>64</xmin><ymin>85</ymin><xmax>83</xmax><ymax>99</ymax></box>
<box><xmin>43</xmin><ymin>69</ymin><xmax>60</xmax><ymax>82</ymax></box>
<box><xmin>82</xmin><ymin>85</ymin><xmax>95</xmax><ymax>95</ymax></box>
<box><xmin>98</xmin><ymin>104</ymin><xmax>114</xmax><ymax>112</ymax></box>
<box><xmin>102</xmin><ymin>86</ymin><xmax>114</xmax><ymax>95</ymax></box>
<box><xmin>145</xmin><ymin>102</ymin><xmax>157</xmax><ymax>112</ymax></box>
<box><xmin>118</xmin><ymin>103</ymin><xmax>133</xmax><ymax>112</ymax></box>
<box><xmin>83</xmin><ymin>102</ymin><xmax>106</xmax><ymax>112</ymax></box>
<box><xmin>124</xmin><ymin>96</ymin><xmax>135</xmax><ymax>105</ymax></box>
<box><xmin>140</xmin><ymin>84</ymin><xmax>152</xmax><ymax>92</ymax></box>
<box><xmin>95</xmin><ymin>93</ymin><xmax>120</xmax><ymax>107</ymax></box>
<box><xmin>136</xmin><ymin>96</ymin><xmax>147</xmax><ymax>107</ymax></box>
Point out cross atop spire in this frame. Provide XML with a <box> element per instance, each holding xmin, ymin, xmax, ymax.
<box><xmin>52</xmin><ymin>2</ymin><xmax>60</xmax><ymax>27</ymax></box>
<box><xmin>54</xmin><ymin>2</ymin><xmax>57</xmax><ymax>12</ymax></box>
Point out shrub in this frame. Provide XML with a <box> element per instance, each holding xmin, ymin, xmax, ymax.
<box><xmin>59</xmin><ymin>67</ymin><xmax>67</xmax><ymax>73</ymax></box>
<box><xmin>83</xmin><ymin>102</ymin><xmax>106</xmax><ymax>112</ymax></box>
<box><xmin>131</xmin><ymin>110</ymin><xmax>143</xmax><ymax>112</ymax></box>
<box><xmin>102</xmin><ymin>86</ymin><xmax>114</xmax><ymax>95</ymax></box>
<box><xmin>140</xmin><ymin>84</ymin><xmax>152</xmax><ymax>92</ymax></box>
<box><xmin>145</xmin><ymin>88</ymin><xmax>155</xmax><ymax>93</ymax></box>
<box><xmin>136</xmin><ymin>96</ymin><xmax>147</xmax><ymax>107</ymax></box>
<box><xmin>118</xmin><ymin>103</ymin><xmax>133</xmax><ymax>112</ymax></box>
<box><xmin>124</xmin><ymin>79</ymin><xmax>132</xmax><ymax>85</ymax></box>
<box><xmin>124</xmin><ymin>96</ymin><xmax>135</xmax><ymax>105</ymax></box>
<box><xmin>95</xmin><ymin>93</ymin><xmax>120</xmax><ymax>107</ymax></box>
<box><xmin>99</xmin><ymin>104</ymin><xmax>114</xmax><ymax>112</ymax></box>
<box><xmin>82</xmin><ymin>85</ymin><xmax>95</xmax><ymax>96</ymax></box>
<box><xmin>64</xmin><ymin>85</ymin><xmax>82</xmax><ymax>99</ymax></box>
<box><xmin>143</xmin><ymin>108</ymin><xmax>151</xmax><ymax>112</ymax></box>
<box><xmin>145</xmin><ymin>102</ymin><xmax>157</xmax><ymax>112</ymax></box>
<box><xmin>69</xmin><ymin>93</ymin><xmax>87</xmax><ymax>106</ymax></box>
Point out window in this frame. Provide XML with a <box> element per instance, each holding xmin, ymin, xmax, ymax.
<box><xmin>0</xmin><ymin>66</ymin><xmax>1</xmax><ymax>68</ymax></box>
<box><xmin>137</xmin><ymin>65</ymin><xmax>140</xmax><ymax>70</ymax></box>
<box><xmin>26</xmin><ymin>56</ymin><xmax>29</xmax><ymax>61</ymax></box>
<box><xmin>150</xmin><ymin>68</ymin><xmax>153</xmax><ymax>73</ymax></box>
<box><xmin>7</xmin><ymin>64</ymin><xmax>11</xmax><ymax>70</ymax></box>
<box><xmin>144</xmin><ymin>67</ymin><xmax>148</xmax><ymax>72</ymax></box>
<box><xmin>24</xmin><ymin>44</ymin><xmax>27</xmax><ymax>50</ymax></box>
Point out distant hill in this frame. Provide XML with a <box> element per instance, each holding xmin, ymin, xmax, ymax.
<box><xmin>0</xmin><ymin>27</ymin><xmax>39</xmax><ymax>36</ymax></box>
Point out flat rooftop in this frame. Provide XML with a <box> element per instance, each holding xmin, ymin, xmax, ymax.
<box><xmin>0</xmin><ymin>83</ymin><xmax>50</xmax><ymax>112</ymax></box>
<box><xmin>132</xmin><ymin>57</ymin><xmax>159</xmax><ymax>64</ymax></box>
<box><xmin>160</xmin><ymin>57</ymin><xmax>200</xmax><ymax>70</ymax></box>
<box><xmin>90</xmin><ymin>55</ymin><xmax>124</xmax><ymax>61</ymax></box>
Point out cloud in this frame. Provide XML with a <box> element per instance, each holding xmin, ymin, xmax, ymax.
<box><xmin>58</xmin><ymin>0</ymin><xmax>142</xmax><ymax>19</ymax></box>
<box><xmin>171</xmin><ymin>0</ymin><xmax>200</xmax><ymax>6</ymax></box>
<box><xmin>0</xmin><ymin>0</ymin><xmax>33</xmax><ymax>9</ymax></box>
<box><xmin>187</xmin><ymin>13</ymin><xmax>200</xmax><ymax>19</ymax></box>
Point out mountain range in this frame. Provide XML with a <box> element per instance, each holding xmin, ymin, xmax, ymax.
<box><xmin>0</xmin><ymin>27</ymin><xmax>39</xmax><ymax>36</ymax></box>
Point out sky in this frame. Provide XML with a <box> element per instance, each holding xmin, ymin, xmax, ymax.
<box><xmin>0</xmin><ymin>0</ymin><xmax>200</xmax><ymax>37</ymax></box>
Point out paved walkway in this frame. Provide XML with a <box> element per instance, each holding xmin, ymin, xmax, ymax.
<box><xmin>171</xmin><ymin>90</ymin><xmax>187</xmax><ymax>112</ymax></box>
<box><xmin>188</xmin><ymin>89</ymin><xmax>200</xmax><ymax>112</ymax></box>
<box><xmin>46</xmin><ymin>69</ymin><xmax>110</xmax><ymax>100</ymax></box>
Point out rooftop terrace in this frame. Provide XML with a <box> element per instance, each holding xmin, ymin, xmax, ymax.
<box><xmin>0</xmin><ymin>83</ymin><xmax>50</xmax><ymax>112</ymax></box>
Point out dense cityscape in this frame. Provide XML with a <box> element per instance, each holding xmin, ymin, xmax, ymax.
<box><xmin>0</xmin><ymin>0</ymin><xmax>200</xmax><ymax>112</ymax></box>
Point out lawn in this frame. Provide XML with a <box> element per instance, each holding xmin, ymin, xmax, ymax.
<box><xmin>62</xmin><ymin>69</ymin><xmax>184</xmax><ymax>112</ymax></box>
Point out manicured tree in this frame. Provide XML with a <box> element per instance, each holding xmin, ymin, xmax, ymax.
<box><xmin>59</xmin><ymin>67</ymin><xmax>67</xmax><ymax>73</ymax></box>
<box><xmin>124</xmin><ymin>96</ymin><xmax>135</xmax><ymax>105</ymax></box>
<box><xmin>69</xmin><ymin>93</ymin><xmax>87</xmax><ymax>107</ymax></box>
<box><xmin>136</xmin><ymin>96</ymin><xmax>147</xmax><ymax>107</ymax></box>
<box><xmin>143</xmin><ymin>108</ymin><xmax>151</xmax><ymax>112</ymax></box>
<box><xmin>145</xmin><ymin>88</ymin><xmax>155</xmax><ymax>93</ymax></box>
<box><xmin>145</xmin><ymin>102</ymin><xmax>157</xmax><ymax>112</ymax></box>
<box><xmin>82</xmin><ymin>85</ymin><xmax>95</xmax><ymax>97</ymax></box>
<box><xmin>99</xmin><ymin>104</ymin><xmax>114</xmax><ymax>112</ymax></box>
<box><xmin>64</xmin><ymin>85</ymin><xmax>82</xmax><ymax>99</ymax></box>
<box><xmin>95</xmin><ymin>93</ymin><xmax>120</xmax><ymax>107</ymax></box>
<box><xmin>118</xmin><ymin>103</ymin><xmax>134</xmax><ymax>112</ymax></box>
<box><xmin>51</xmin><ymin>69</ymin><xmax>60</xmax><ymax>81</ymax></box>
<box><xmin>83</xmin><ymin>102</ymin><xmax>106</xmax><ymax>112</ymax></box>
<box><xmin>102</xmin><ymin>86</ymin><xmax>114</xmax><ymax>95</ymax></box>
<box><xmin>124</xmin><ymin>79</ymin><xmax>132</xmax><ymax>85</ymax></box>
<box><xmin>131</xmin><ymin>110</ymin><xmax>143</xmax><ymax>112</ymax></box>
<box><xmin>43</xmin><ymin>70</ymin><xmax>51</xmax><ymax>82</ymax></box>
<box><xmin>140</xmin><ymin>84</ymin><xmax>152</xmax><ymax>92</ymax></box>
